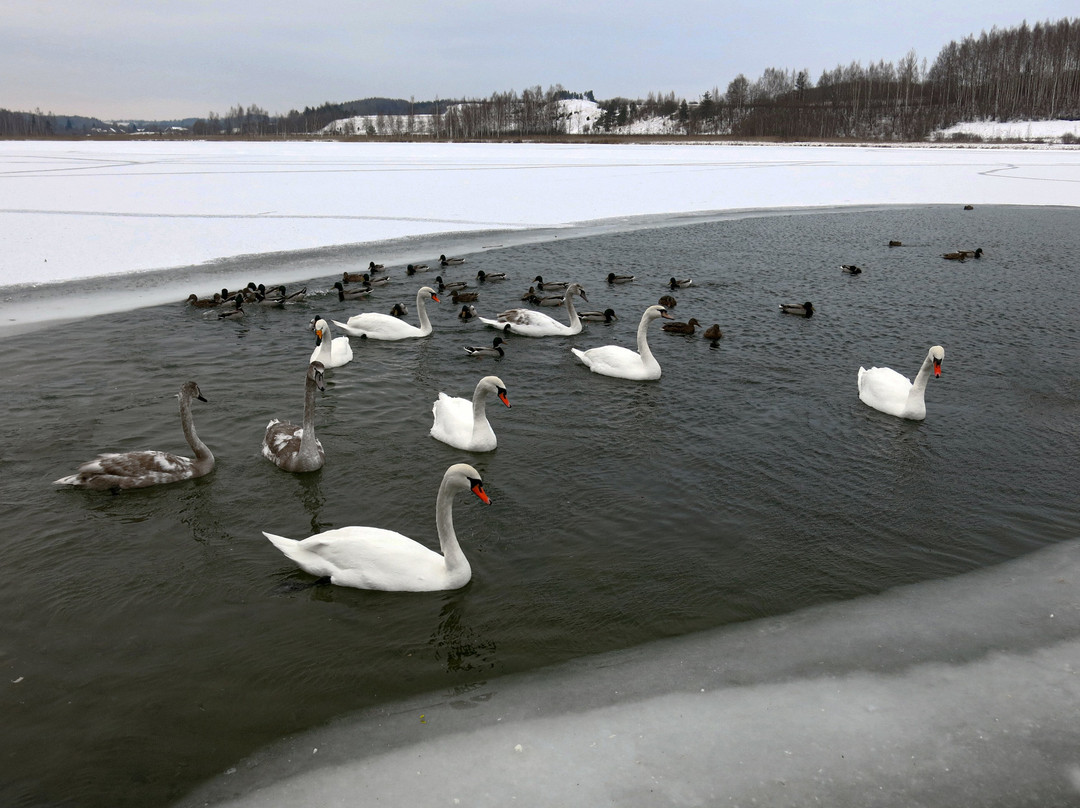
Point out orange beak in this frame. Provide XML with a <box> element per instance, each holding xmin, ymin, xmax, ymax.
<box><xmin>933</xmin><ymin>358</ymin><xmax>942</xmax><ymax>377</ymax></box>
<box><xmin>431</xmin><ymin>293</ymin><xmax>441</xmax><ymax>303</ymax></box>
<box><xmin>498</xmin><ymin>389</ymin><xmax>511</xmax><ymax>408</ymax></box>
<box><xmin>315</xmin><ymin>329</ymin><xmax>324</xmax><ymax>341</ymax></box>
<box><xmin>471</xmin><ymin>482</ymin><xmax>491</xmax><ymax>504</ymax></box>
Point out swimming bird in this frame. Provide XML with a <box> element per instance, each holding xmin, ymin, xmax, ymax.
<box><xmin>406</xmin><ymin>263</ymin><xmax>429</xmax><ymax>275</ymax></box>
<box><xmin>943</xmin><ymin>248</ymin><xmax>982</xmax><ymax>261</ymax></box>
<box><xmin>263</xmin><ymin>463</ymin><xmax>490</xmax><ymax>592</ymax></box>
<box><xmin>520</xmin><ymin>286</ymin><xmax>539</xmax><ymax>300</ymax></box>
<box><xmin>55</xmin><ymin>381</ymin><xmax>214</xmax><ymax>491</ymax></box>
<box><xmin>368</xmin><ymin>261</ymin><xmax>385</xmax><ymax>272</ymax></box>
<box><xmin>888</xmin><ymin>240</ymin><xmax>903</xmax><ymax>247</ymax></box>
<box><xmin>780</xmin><ymin>301</ymin><xmax>815</xmax><ymax>317</ymax></box>
<box><xmin>532</xmin><ymin>275</ymin><xmax>569</xmax><ymax>292</ymax></box>
<box><xmin>528</xmin><ymin>294</ymin><xmax>565</xmax><ymax>307</ymax></box>
<box><xmin>440</xmin><ymin>254</ymin><xmax>466</xmax><ymax>266</ymax></box>
<box><xmin>309</xmin><ymin>317</ymin><xmax>353</xmax><ymax>368</ymax></box>
<box><xmin>458</xmin><ymin>304</ymin><xmax>479</xmax><ymax>321</ymax></box>
<box><xmin>668</xmin><ymin>277</ymin><xmax>693</xmax><ymax>289</ymax></box>
<box><xmin>333</xmin><ymin>286</ymin><xmax>440</xmax><ymax>339</ymax></box>
<box><xmin>662</xmin><ymin>317</ymin><xmax>702</xmax><ymax>335</ymax></box>
<box><xmin>436</xmin><ymin>276</ymin><xmax>468</xmax><ymax>293</ymax></box>
<box><xmin>579</xmin><ymin>308</ymin><xmax>618</xmax><ymax>323</ymax></box>
<box><xmin>858</xmin><ymin>345</ymin><xmax>944</xmax><ymax>421</ymax></box>
<box><xmin>452</xmin><ymin>289</ymin><xmax>479</xmax><ymax>304</ymax></box>
<box><xmin>703</xmin><ymin>324</ymin><xmax>723</xmax><ymax>344</ymax></box>
<box><xmin>479</xmin><ymin>283</ymin><xmax>588</xmax><ymax>337</ymax></box>
<box><xmin>262</xmin><ymin>362</ymin><xmax>326</xmax><ymax>473</ymax></box>
<box><xmin>342</xmin><ymin>270</ymin><xmax>366</xmax><ymax>283</ymax></box>
<box><xmin>476</xmin><ymin>270</ymin><xmax>506</xmax><ymax>282</ymax></box>
<box><xmin>841</xmin><ymin>264</ymin><xmax>863</xmax><ymax>274</ymax></box>
<box><xmin>218</xmin><ymin>298</ymin><xmax>245</xmax><ymax>319</ymax></box>
<box><xmin>186</xmin><ymin>293</ymin><xmax>222</xmax><ymax>308</ymax></box>
<box><xmin>334</xmin><ymin>281</ymin><xmax>372</xmax><ymax>301</ymax></box>
<box><xmin>430</xmin><ymin>375</ymin><xmax>511</xmax><ymax>452</ymax></box>
<box><xmin>464</xmin><ymin>337</ymin><xmax>507</xmax><ymax>357</ymax></box>
<box><xmin>255</xmin><ymin>285</ymin><xmax>306</xmax><ymax>307</ymax></box>
<box><xmin>607</xmin><ymin>272</ymin><xmax>635</xmax><ymax>284</ymax></box>
<box><xmin>389</xmin><ymin>302</ymin><xmax>409</xmax><ymax>318</ymax></box>
<box><xmin>571</xmin><ymin>304</ymin><xmax>673</xmax><ymax>381</ymax></box>
<box><xmin>361</xmin><ymin>273</ymin><xmax>390</xmax><ymax>287</ymax></box>
<box><xmin>658</xmin><ymin>295</ymin><xmax>677</xmax><ymax>309</ymax></box>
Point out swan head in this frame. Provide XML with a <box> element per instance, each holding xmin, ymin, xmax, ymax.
<box><xmin>309</xmin><ymin>361</ymin><xmax>326</xmax><ymax>391</ymax></box>
<box><xmin>645</xmin><ymin>304</ymin><xmax>674</xmax><ymax>321</ymax></box>
<box><xmin>929</xmin><ymin>345</ymin><xmax>945</xmax><ymax>377</ymax></box>
<box><xmin>417</xmin><ymin>286</ymin><xmax>440</xmax><ymax>303</ymax></box>
<box><xmin>565</xmin><ymin>283</ymin><xmax>588</xmax><ymax>303</ymax></box>
<box><xmin>179</xmin><ymin>381</ymin><xmax>208</xmax><ymax>403</ymax></box>
<box><xmin>311</xmin><ymin>318</ymin><xmax>330</xmax><ymax>344</ymax></box>
<box><xmin>445</xmin><ymin>463</ymin><xmax>491</xmax><ymax>504</ymax></box>
<box><xmin>479</xmin><ymin>375</ymin><xmax>511</xmax><ymax>408</ymax></box>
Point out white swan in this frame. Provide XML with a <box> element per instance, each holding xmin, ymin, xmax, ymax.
<box><xmin>430</xmin><ymin>375</ymin><xmax>511</xmax><ymax>452</ymax></box>
<box><xmin>309</xmin><ymin>317</ymin><xmax>353</xmax><ymax>368</ymax></box>
<box><xmin>262</xmin><ymin>362</ymin><xmax>326</xmax><ymax>473</ymax></box>
<box><xmin>333</xmin><ymin>286</ymin><xmax>440</xmax><ymax>340</ymax></box>
<box><xmin>479</xmin><ymin>283</ymin><xmax>588</xmax><ymax>337</ymax></box>
<box><xmin>571</xmin><ymin>304</ymin><xmax>673</xmax><ymax>380</ymax></box>
<box><xmin>264</xmin><ymin>463</ymin><xmax>491</xmax><ymax>591</ymax></box>
<box><xmin>55</xmin><ymin>381</ymin><xmax>214</xmax><ymax>491</ymax></box>
<box><xmin>858</xmin><ymin>345</ymin><xmax>944</xmax><ymax>420</ymax></box>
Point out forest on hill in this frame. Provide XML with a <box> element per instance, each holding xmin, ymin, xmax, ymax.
<box><xmin>2</xmin><ymin>17</ymin><xmax>1077</xmax><ymax>141</ymax></box>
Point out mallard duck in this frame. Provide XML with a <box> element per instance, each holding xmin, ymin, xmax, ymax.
<box><xmin>464</xmin><ymin>337</ymin><xmax>506</xmax><ymax>357</ymax></box>
<box><xmin>263</xmin><ymin>463</ymin><xmax>490</xmax><ymax>592</ymax></box>
<box><xmin>218</xmin><ymin>298</ymin><xmax>245</xmax><ymax>319</ymax></box>
<box><xmin>186</xmin><ymin>293</ymin><xmax>222</xmax><ymax>308</ymax></box>
<box><xmin>452</xmin><ymin>289</ymin><xmax>479</xmax><ymax>304</ymax></box>
<box><xmin>888</xmin><ymin>240</ymin><xmax>902</xmax><ymax>247</ymax></box>
<box><xmin>529</xmin><ymin>294</ymin><xmax>565</xmax><ymax>307</ymax></box>
<box><xmin>858</xmin><ymin>345</ymin><xmax>944</xmax><ymax>421</ymax></box>
<box><xmin>55</xmin><ymin>381</ymin><xmax>214</xmax><ymax>491</ymax></box>
<box><xmin>841</xmin><ymin>264</ymin><xmax>863</xmax><ymax>274</ymax></box>
<box><xmin>943</xmin><ymin>248</ymin><xmax>981</xmax><ymax>261</ymax></box>
<box><xmin>668</xmin><ymin>277</ymin><xmax>693</xmax><ymax>289</ymax></box>
<box><xmin>389</xmin><ymin>302</ymin><xmax>409</xmax><ymax>318</ymax></box>
<box><xmin>458</xmin><ymin>304</ymin><xmax>479</xmax><ymax>321</ymax></box>
<box><xmin>476</xmin><ymin>270</ymin><xmax>506</xmax><ymax>282</ymax></box>
<box><xmin>658</xmin><ymin>295</ymin><xmax>677</xmax><ymax>309</ymax></box>
<box><xmin>533</xmin><ymin>275</ymin><xmax>570</xmax><ymax>292</ymax></box>
<box><xmin>406</xmin><ymin>263</ymin><xmax>429</xmax><ymax>275</ymax></box>
<box><xmin>703</xmin><ymin>324</ymin><xmax>723</xmax><ymax>343</ymax></box>
<box><xmin>361</xmin><ymin>273</ymin><xmax>390</xmax><ymax>286</ymax></box>
<box><xmin>662</xmin><ymin>317</ymin><xmax>702</xmax><ymax>335</ymax></box>
<box><xmin>368</xmin><ymin>261</ymin><xmax>385</xmax><ymax>272</ymax></box>
<box><xmin>579</xmin><ymin>308</ymin><xmax>617</xmax><ymax>323</ymax></box>
<box><xmin>343</xmin><ymin>270</ymin><xmax>366</xmax><ymax>283</ymax></box>
<box><xmin>334</xmin><ymin>281</ymin><xmax>372</xmax><ymax>301</ymax></box>
<box><xmin>780</xmin><ymin>301</ymin><xmax>815</xmax><ymax>317</ymax></box>
<box><xmin>436</xmin><ymin>276</ymin><xmax>468</xmax><ymax>293</ymax></box>
<box><xmin>520</xmin><ymin>286</ymin><xmax>539</xmax><ymax>300</ymax></box>
<box><xmin>960</xmin><ymin>248</ymin><xmax>983</xmax><ymax>258</ymax></box>
<box><xmin>440</xmin><ymin>254</ymin><xmax>466</xmax><ymax>266</ymax></box>
<box><xmin>607</xmin><ymin>272</ymin><xmax>635</xmax><ymax>284</ymax></box>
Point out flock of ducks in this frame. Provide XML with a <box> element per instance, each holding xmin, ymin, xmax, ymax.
<box><xmin>57</xmin><ymin>243</ymin><xmax>954</xmax><ymax>591</ymax></box>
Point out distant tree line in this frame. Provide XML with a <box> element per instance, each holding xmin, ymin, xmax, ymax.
<box><xmin>2</xmin><ymin>18</ymin><xmax>1076</xmax><ymax>141</ymax></box>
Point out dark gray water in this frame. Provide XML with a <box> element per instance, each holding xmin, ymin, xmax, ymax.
<box><xmin>2</xmin><ymin>205</ymin><xmax>1078</xmax><ymax>808</ymax></box>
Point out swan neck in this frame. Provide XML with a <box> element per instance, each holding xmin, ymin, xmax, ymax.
<box><xmin>471</xmin><ymin>384</ymin><xmax>490</xmax><ymax>437</ymax></box>
<box><xmin>179</xmin><ymin>393</ymin><xmax>212</xmax><ymax>462</ymax></box>
<box><xmin>415</xmin><ymin>290</ymin><xmax>432</xmax><ymax>331</ymax></box>
<box><xmin>564</xmin><ymin>290</ymin><xmax>580</xmax><ymax>328</ymax></box>
<box><xmin>435</xmin><ymin>477</ymin><xmax>468</xmax><ymax>572</ymax></box>
<box><xmin>909</xmin><ymin>352</ymin><xmax>935</xmax><ymax>400</ymax></box>
<box><xmin>636</xmin><ymin>312</ymin><xmax>656</xmax><ymax>364</ymax></box>
<box><xmin>298</xmin><ymin>373</ymin><xmax>319</xmax><ymax>458</ymax></box>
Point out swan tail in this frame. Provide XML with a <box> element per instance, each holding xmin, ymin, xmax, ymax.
<box><xmin>54</xmin><ymin>474</ymin><xmax>80</xmax><ymax>486</ymax></box>
<box><xmin>570</xmin><ymin>347</ymin><xmax>588</xmax><ymax>364</ymax></box>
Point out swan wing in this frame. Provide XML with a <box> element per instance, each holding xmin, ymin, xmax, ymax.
<box><xmin>430</xmin><ymin>393</ymin><xmax>496</xmax><ymax>451</ymax></box>
<box><xmin>858</xmin><ymin>366</ymin><xmax>914</xmax><ymax>416</ymax></box>
<box><xmin>335</xmin><ymin>314</ymin><xmax>425</xmax><ymax>340</ymax></box>
<box><xmin>572</xmin><ymin>345</ymin><xmax>653</xmax><ymax>379</ymax></box>
<box><xmin>57</xmin><ymin>450</ymin><xmax>204</xmax><ymax>489</ymax></box>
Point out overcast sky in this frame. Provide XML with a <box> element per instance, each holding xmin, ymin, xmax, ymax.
<box><xmin>4</xmin><ymin>0</ymin><xmax>1076</xmax><ymax>121</ymax></box>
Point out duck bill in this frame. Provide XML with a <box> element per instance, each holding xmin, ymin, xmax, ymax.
<box><xmin>933</xmin><ymin>358</ymin><xmax>942</xmax><ymax>377</ymax></box>
<box><xmin>498</xmin><ymin>389</ymin><xmax>511</xmax><ymax>408</ymax></box>
<box><xmin>471</xmin><ymin>482</ymin><xmax>491</xmax><ymax>504</ymax></box>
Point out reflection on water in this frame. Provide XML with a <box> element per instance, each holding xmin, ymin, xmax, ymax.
<box><xmin>1</xmin><ymin>206</ymin><xmax>1079</xmax><ymax>808</ymax></box>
